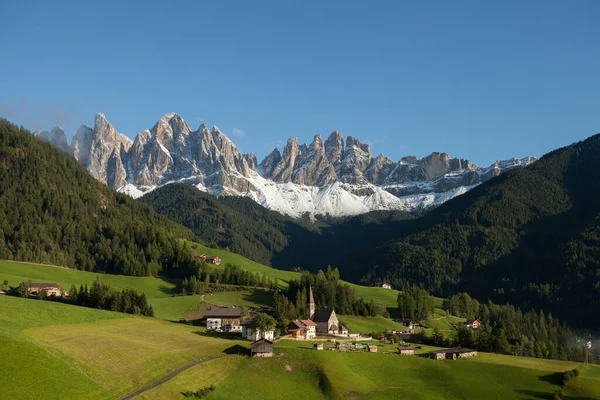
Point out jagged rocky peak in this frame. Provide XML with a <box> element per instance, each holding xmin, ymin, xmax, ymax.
<box><xmin>345</xmin><ymin>136</ymin><xmax>371</xmax><ymax>155</ymax></box>
<box><xmin>151</xmin><ymin>112</ymin><xmax>191</xmax><ymax>146</ymax></box>
<box><xmin>267</xmin><ymin>137</ymin><xmax>302</xmax><ymax>182</ymax></box>
<box><xmin>401</xmin><ymin>156</ymin><xmax>418</xmax><ymax>164</ymax></box>
<box><xmin>417</xmin><ymin>152</ymin><xmax>477</xmax><ymax>181</ymax></box>
<box><xmin>35</xmin><ymin>126</ymin><xmax>70</xmax><ymax>153</ymax></box>
<box><xmin>364</xmin><ymin>154</ymin><xmax>395</xmax><ymax>185</ymax></box>
<box><xmin>325</xmin><ymin>131</ymin><xmax>344</xmax><ymax>167</ymax></box>
<box><xmin>259</xmin><ymin>148</ymin><xmax>282</xmax><ymax>177</ymax></box>
<box><xmin>39</xmin><ymin>111</ymin><xmax>537</xmax><ymax>218</ymax></box>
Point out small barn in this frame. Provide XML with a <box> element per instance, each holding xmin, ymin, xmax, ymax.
<box><xmin>465</xmin><ymin>319</ymin><xmax>482</xmax><ymax>329</ymax></box>
<box><xmin>314</xmin><ymin>342</ymin><xmax>324</xmax><ymax>351</ymax></box>
<box><xmin>368</xmin><ymin>344</ymin><xmax>378</xmax><ymax>353</ymax></box>
<box><xmin>398</xmin><ymin>345</ymin><xmax>415</xmax><ymax>356</ymax></box>
<box><xmin>251</xmin><ymin>339</ymin><xmax>273</xmax><ymax>357</ymax></box>
<box><xmin>205</xmin><ymin>256</ymin><xmax>222</xmax><ymax>265</ymax></box>
<box><xmin>428</xmin><ymin>348</ymin><xmax>478</xmax><ymax>360</ymax></box>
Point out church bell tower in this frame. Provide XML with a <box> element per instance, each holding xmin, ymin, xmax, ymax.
<box><xmin>306</xmin><ymin>285</ymin><xmax>315</xmax><ymax>320</ymax></box>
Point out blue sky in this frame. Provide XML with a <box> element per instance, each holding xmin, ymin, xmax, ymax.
<box><xmin>1</xmin><ymin>0</ymin><xmax>599</xmax><ymax>166</ymax></box>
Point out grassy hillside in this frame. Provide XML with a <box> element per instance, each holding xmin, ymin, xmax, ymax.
<box><xmin>207</xmin><ymin>339</ymin><xmax>598</xmax><ymax>400</ymax></box>
<box><xmin>338</xmin><ymin>315</ymin><xmax>406</xmax><ymax>334</ymax></box>
<box><xmin>0</xmin><ymin>259</ymin><xmax>401</xmax><ymax>320</ymax></box>
<box><xmin>3</xmin><ymin>294</ymin><xmax>599</xmax><ymax>399</ymax></box>
<box><xmin>0</xmin><ymin>295</ymin><xmax>249</xmax><ymax>399</ymax></box>
<box><xmin>0</xmin><ymin>260</ymin><xmax>200</xmax><ymax>320</ymax></box>
<box><xmin>187</xmin><ymin>241</ymin><xmax>401</xmax><ymax>308</ymax></box>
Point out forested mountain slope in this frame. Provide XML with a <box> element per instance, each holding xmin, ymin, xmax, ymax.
<box><xmin>352</xmin><ymin>133</ymin><xmax>600</xmax><ymax>328</ymax></box>
<box><xmin>0</xmin><ymin>119</ymin><xmax>195</xmax><ymax>277</ymax></box>
<box><xmin>140</xmin><ymin>183</ymin><xmax>316</xmax><ymax>265</ymax></box>
<box><xmin>141</xmin><ymin>183</ymin><xmax>415</xmax><ymax>270</ymax></box>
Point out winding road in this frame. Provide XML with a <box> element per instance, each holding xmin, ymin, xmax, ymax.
<box><xmin>120</xmin><ymin>354</ymin><xmax>230</xmax><ymax>400</ymax></box>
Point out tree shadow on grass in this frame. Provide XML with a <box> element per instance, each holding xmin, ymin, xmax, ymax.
<box><xmin>239</xmin><ymin>289</ymin><xmax>274</xmax><ymax>308</ymax></box>
<box><xmin>192</xmin><ymin>330</ymin><xmax>244</xmax><ymax>341</ymax></box>
<box><xmin>157</xmin><ymin>280</ymin><xmax>179</xmax><ymax>296</ymax></box>
<box><xmin>538</xmin><ymin>372</ymin><xmax>563</xmax><ymax>385</ymax></box>
<box><xmin>222</xmin><ymin>344</ymin><xmax>249</xmax><ymax>355</ymax></box>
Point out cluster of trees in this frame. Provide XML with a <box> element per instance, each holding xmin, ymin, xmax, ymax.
<box><xmin>272</xmin><ymin>267</ymin><xmax>387</xmax><ymax>330</ymax></box>
<box><xmin>413</xmin><ymin>292</ymin><xmax>590</xmax><ymax>363</ymax></box>
<box><xmin>356</xmin><ymin>134</ymin><xmax>600</xmax><ymax>329</ymax></box>
<box><xmin>396</xmin><ymin>285</ymin><xmax>435</xmax><ymax>321</ymax></box>
<box><xmin>0</xmin><ymin>120</ymin><xmax>197</xmax><ymax>278</ymax></box>
<box><xmin>250</xmin><ymin>312</ymin><xmax>277</xmax><ymax>336</ymax></box>
<box><xmin>182</xmin><ymin>385</ymin><xmax>215</xmax><ymax>399</ymax></box>
<box><xmin>12</xmin><ymin>278</ymin><xmax>154</xmax><ymax>317</ymax></box>
<box><xmin>180</xmin><ymin>263</ymin><xmax>278</xmax><ymax>295</ymax></box>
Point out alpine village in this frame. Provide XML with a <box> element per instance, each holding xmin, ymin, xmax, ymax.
<box><xmin>2</xmin><ymin>3</ymin><xmax>600</xmax><ymax>400</ymax></box>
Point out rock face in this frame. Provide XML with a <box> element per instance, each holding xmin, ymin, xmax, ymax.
<box><xmin>36</xmin><ymin>112</ymin><xmax>537</xmax><ymax>217</ymax></box>
<box><xmin>34</xmin><ymin>127</ymin><xmax>70</xmax><ymax>153</ymax></box>
<box><xmin>69</xmin><ymin>113</ymin><xmax>132</xmax><ymax>187</ymax></box>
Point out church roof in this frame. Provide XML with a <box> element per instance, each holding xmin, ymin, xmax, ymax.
<box><xmin>308</xmin><ymin>285</ymin><xmax>315</xmax><ymax>304</ymax></box>
<box><xmin>312</xmin><ymin>309</ymin><xmax>335</xmax><ymax>323</ymax></box>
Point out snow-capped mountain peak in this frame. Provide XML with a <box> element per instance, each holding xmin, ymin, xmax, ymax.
<box><xmin>35</xmin><ymin>112</ymin><xmax>537</xmax><ymax>218</ymax></box>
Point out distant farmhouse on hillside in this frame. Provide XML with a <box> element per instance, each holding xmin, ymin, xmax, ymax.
<box><xmin>205</xmin><ymin>256</ymin><xmax>221</xmax><ymax>265</ymax></box>
<box><xmin>381</xmin><ymin>283</ymin><xmax>392</xmax><ymax>289</ymax></box>
<box><xmin>26</xmin><ymin>282</ymin><xmax>63</xmax><ymax>297</ymax></box>
<box><xmin>465</xmin><ymin>319</ymin><xmax>482</xmax><ymax>329</ymax></box>
<box><xmin>193</xmin><ymin>254</ymin><xmax>222</xmax><ymax>265</ymax></box>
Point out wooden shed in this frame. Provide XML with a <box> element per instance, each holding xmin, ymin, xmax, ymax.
<box><xmin>428</xmin><ymin>347</ymin><xmax>478</xmax><ymax>360</ymax></box>
<box><xmin>398</xmin><ymin>345</ymin><xmax>416</xmax><ymax>356</ymax></box>
<box><xmin>368</xmin><ymin>344</ymin><xmax>378</xmax><ymax>353</ymax></box>
<box><xmin>251</xmin><ymin>339</ymin><xmax>273</xmax><ymax>357</ymax></box>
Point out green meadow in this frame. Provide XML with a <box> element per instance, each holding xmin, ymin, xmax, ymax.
<box><xmin>338</xmin><ymin>315</ymin><xmax>406</xmax><ymax>334</ymax></box>
<box><xmin>2</xmin><ymin>291</ymin><xmax>599</xmax><ymax>399</ymax></box>
<box><xmin>0</xmin><ymin>295</ymin><xmax>249</xmax><ymax>399</ymax></box>
<box><xmin>206</xmin><ymin>289</ymin><xmax>274</xmax><ymax>308</ymax></box>
<box><xmin>206</xmin><ymin>339</ymin><xmax>600</xmax><ymax>400</ymax></box>
<box><xmin>0</xmin><ymin>260</ymin><xmax>202</xmax><ymax>320</ymax></box>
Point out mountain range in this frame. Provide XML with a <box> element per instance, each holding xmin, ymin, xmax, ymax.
<box><xmin>35</xmin><ymin>112</ymin><xmax>535</xmax><ymax>217</ymax></box>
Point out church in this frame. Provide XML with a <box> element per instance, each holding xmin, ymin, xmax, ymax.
<box><xmin>306</xmin><ymin>286</ymin><xmax>348</xmax><ymax>335</ymax></box>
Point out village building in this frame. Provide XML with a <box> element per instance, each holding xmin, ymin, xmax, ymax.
<box><xmin>26</xmin><ymin>282</ymin><xmax>63</xmax><ymax>297</ymax></box>
<box><xmin>241</xmin><ymin>319</ymin><xmax>275</xmax><ymax>341</ymax></box>
<box><xmin>428</xmin><ymin>348</ymin><xmax>478</xmax><ymax>360</ymax></box>
<box><xmin>306</xmin><ymin>286</ymin><xmax>348</xmax><ymax>335</ymax></box>
<box><xmin>205</xmin><ymin>256</ymin><xmax>221</xmax><ymax>265</ymax></box>
<box><xmin>381</xmin><ymin>283</ymin><xmax>392</xmax><ymax>289</ymax></box>
<box><xmin>203</xmin><ymin>307</ymin><xmax>243</xmax><ymax>332</ymax></box>
<box><xmin>398</xmin><ymin>345</ymin><xmax>416</xmax><ymax>356</ymax></box>
<box><xmin>287</xmin><ymin>319</ymin><xmax>317</xmax><ymax>340</ymax></box>
<box><xmin>300</xmin><ymin>319</ymin><xmax>317</xmax><ymax>339</ymax></box>
<box><xmin>368</xmin><ymin>344</ymin><xmax>378</xmax><ymax>353</ymax></box>
<box><xmin>250</xmin><ymin>339</ymin><xmax>273</xmax><ymax>357</ymax></box>
<box><xmin>314</xmin><ymin>342</ymin><xmax>324</xmax><ymax>351</ymax></box>
<box><xmin>465</xmin><ymin>319</ymin><xmax>482</xmax><ymax>329</ymax></box>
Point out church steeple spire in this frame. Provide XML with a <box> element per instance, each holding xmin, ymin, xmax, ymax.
<box><xmin>306</xmin><ymin>285</ymin><xmax>315</xmax><ymax>320</ymax></box>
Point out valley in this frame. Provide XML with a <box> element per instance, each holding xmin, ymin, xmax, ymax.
<box><xmin>1</xmin><ymin>292</ymin><xmax>598</xmax><ymax>400</ymax></box>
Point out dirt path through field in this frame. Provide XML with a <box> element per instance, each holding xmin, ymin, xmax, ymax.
<box><xmin>120</xmin><ymin>354</ymin><xmax>231</xmax><ymax>400</ymax></box>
